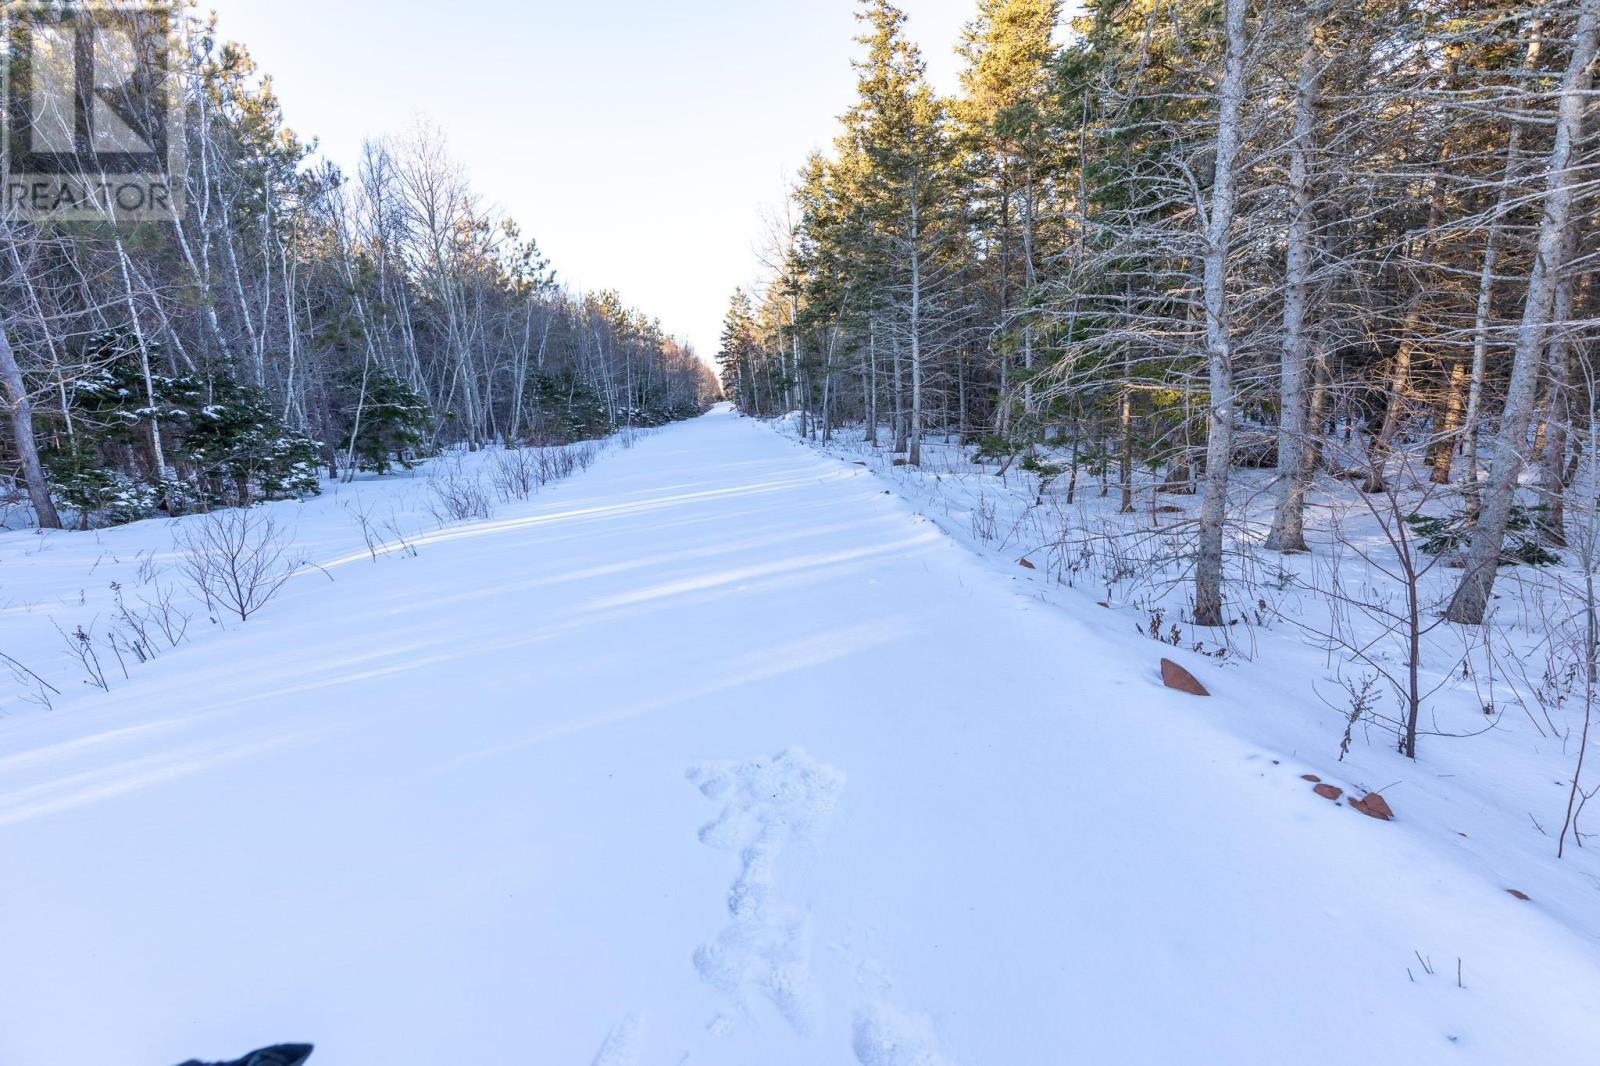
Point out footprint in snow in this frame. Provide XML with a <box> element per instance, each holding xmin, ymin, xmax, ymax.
<box><xmin>853</xmin><ymin>1004</ymin><xmax>959</xmax><ymax>1066</ymax></box>
<box><xmin>687</xmin><ymin>748</ymin><xmax>846</xmax><ymax>1035</ymax></box>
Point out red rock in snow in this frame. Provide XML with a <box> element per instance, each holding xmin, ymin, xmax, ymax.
<box><xmin>1350</xmin><ymin>792</ymin><xmax>1395</xmax><ymax>821</ymax></box>
<box><xmin>1507</xmin><ymin>889</ymin><xmax>1531</xmax><ymax>901</ymax></box>
<box><xmin>1313</xmin><ymin>783</ymin><xmax>1343</xmax><ymax>801</ymax></box>
<box><xmin>1159</xmin><ymin>659</ymin><xmax>1209</xmax><ymax>697</ymax></box>
<box><xmin>1301</xmin><ymin>774</ymin><xmax>1322</xmax><ymax>783</ymax></box>
<box><xmin>1018</xmin><ymin>558</ymin><xmax>1037</xmax><ymax>570</ymax></box>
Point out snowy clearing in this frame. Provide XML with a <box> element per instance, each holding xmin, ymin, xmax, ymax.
<box><xmin>2</xmin><ymin>407</ymin><xmax>1598</xmax><ymax>1064</ymax></box>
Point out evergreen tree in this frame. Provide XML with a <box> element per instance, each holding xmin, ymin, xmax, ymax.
<box><xmin>717</xmin><ymin>289</ymin><xmax>762</xmax><ymax>415</ymax></box>
<box><xmin>955</xmin><ymin>0</ymin><xmax>1064</xmax><ymax>433</ymax></box>
<box><xmin>339</xmin><ymin>367</ymin><xmax>431</xmax><ymax>475</ymax></box>
<box><xmin>181</xmin><ymin>376</ymin><xmax>322</xmax><ymax>505</ymax></box>
<box><xmin>846</xmin><ymin>0</ymin><xmax>960</xmax><ymax>466</ymax></box>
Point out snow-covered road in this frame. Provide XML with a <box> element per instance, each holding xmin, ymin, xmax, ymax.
<box><xmin>3</xmin><ymin>407</ymin><xmax>1597</xmax><ymax>1065</ymax></box>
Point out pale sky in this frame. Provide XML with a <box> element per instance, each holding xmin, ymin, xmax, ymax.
<box><xmin>205</xmin><ymin>0</ymin><xmax>991</xmax><ymax>364</ymax></box>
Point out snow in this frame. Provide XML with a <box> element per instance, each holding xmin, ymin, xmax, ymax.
<box><xmin>2</xmin><ymin>406</ymin><xmax>1598</xmax><ymax>1064</ymax></box>
<box><xmin>784</xmin><ymin>419</ymin><xmax>1600</xmax><ymax>938</ymax></box>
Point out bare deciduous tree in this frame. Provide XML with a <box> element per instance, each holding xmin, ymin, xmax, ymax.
<box><xmin>177</xmin><ymin>510</ymin><xmax>301</xmax><ymax>622</ymax></box>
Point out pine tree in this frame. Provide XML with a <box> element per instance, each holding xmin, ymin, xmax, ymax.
<box><xmin>340</xmin><ymin>367</ymin><xmax>430</xmax><ymax>475</ymax></box>
<box><xmin>181</xmin><ymin>376</ymin><xmax>321</xmax><ymax>505</ymax></box>
<box><xmin>955</xmin><ymin>0</ymin><xmax>1063</xmax><ymax>433</ymax></box>
<box><xmin>846</xmin><ymin>0</ymin><xmax>959</xmax><ymax>467</ymax></box>
<box><xmin>717</xmin><ymin>289</ymin><xmax>762</xmax><ymax>415</ymax></box>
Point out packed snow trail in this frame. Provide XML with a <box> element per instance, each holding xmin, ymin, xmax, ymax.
<box><xmin>2</xmin><ymin>407</ymin><xmax>1597</xmax><ymax>1065</ymax></box>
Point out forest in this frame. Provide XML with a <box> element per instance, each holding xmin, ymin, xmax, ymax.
<box><xmin>5</xmin><ymin>3</ymin><xmax>1600</xmax><ymax>1062</ymax></box>
<box><xmin>718</xmin><ymin>0</ymin><xmax>1599</xmax><ymax>634</ymax></box>
<box><xmin>0</xmin><ymin>10</ymin><xmax>718</xmax><ymax>533</ymax></box>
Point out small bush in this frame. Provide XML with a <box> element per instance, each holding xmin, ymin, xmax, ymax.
<box><xmin>45</xmin><ymin>447</ymin><xmax>161</xmax><ymax>528</ymax></box>
<box><xmin>490</xmin><ymin>442</ymin><xmax>600</xmax><ymax>502</ymax></box>
<box><xmin>491</xmin><ymin>448</ymin><xmax>542</xmax><ymax>501</ymax></box>
<box><xmin>177</xmin><ymin>510</ymin><xmax>300</xmax><ymax>621</ymax></box>
<box><xmin>536</xmin><ymin>445</ymin><xmax>578</xmax><ymax>483</ymax></box>
<box><xmin>1405</xmin><ymin>505</ymin><xmax>1561</xmax><ymax>567</ymax></box>
<box><xmin>1020</xmin><ymin>453</ymin><xmax>1068</xmax><ymax>493</ymax></box>
<box><xmin>428</xmin><ymin>460</ymin><xmax>493</xmax><ymax>523</ymax></box>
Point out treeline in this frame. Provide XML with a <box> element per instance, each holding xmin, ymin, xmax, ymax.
<box><xmin>0</xmin><ymin>12</ymin><xmax>717</xmax><ymax>531</ymax></box>
<box><xmin>719</xmin><ymin>0</ymin><xmax>1599</xmax><ymax>627</ymax></box>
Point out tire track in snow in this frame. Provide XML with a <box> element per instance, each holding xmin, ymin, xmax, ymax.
<box><xmin>687</xmin><ymin>748</ymin><xmax>845</xmax><ymax>1035</ymax></box>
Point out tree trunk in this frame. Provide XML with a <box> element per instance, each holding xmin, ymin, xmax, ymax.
<box><xmin>0</xmin><ymin>327</ymin><xmax>61</xmax><ymax>529</ymax></box>
<box><xmin>957</xmin><ymin>348</ymin><xmax>969</xmax><ymax>444</ymax></box>
<box><xmin>1536</xmin><ymin>227</ymin><xmax>1584</xmax><ymax>547</ymax></box>
<box><xmin>892</xmin><ymin>322</ymin><xmax>908</xmax><ymax>454</ymax></box>
<box><xmin>1118</xmin><ymin>386</ymin><xmax>1135</xmax><ymax>514</ymax></box>
<box><xmin>866</xmin><ymin>317</ymin><xmax>879</xmax><ymax>446</ymax></box>
<box><xmin>1194</xmin><ymin>0</ymin><xmax>1248</xmax><ymax>628</ymax></box>
<box><xmin>995</xmin><ymin>168</ymin><xmax>1013</xmax><ymax>437</ymax></box>
<box><xmin>1020</xmin><ymin>166</ymin><xmax>1038</xmax><ymax>424</ymax></box>
<box><xmin>115</xmin><ymin>240</ymin><xmax>176</xmax><ymax>512</ymax></box>
<box><xmin>908</xmin><ymin>199</ymin><xmax>925</xmax><ymax>468</ymax></box>
<box><xmin>1265</xmin><ymin>4</ymin><xmax>1326</xmax><ymax>552</ymax></box>
<box><xmin>790</xmin><ymin>290</ymin><xmax>805</xmax><ymax>430</ymax></box>
<box><xmin>1429</xmin><ymin>362</ymin><xmax>1467</xmax><ymax>484</ymax></box>
<box><xmin>1464</xmin><ymin>30</ymin><xmax>1541</xmax><ymax>522</ymax></box>
<box><xmin>1446</xmin><ymin>0</ymin><xmax>1600</xmax><ymax>624</ymax></box>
